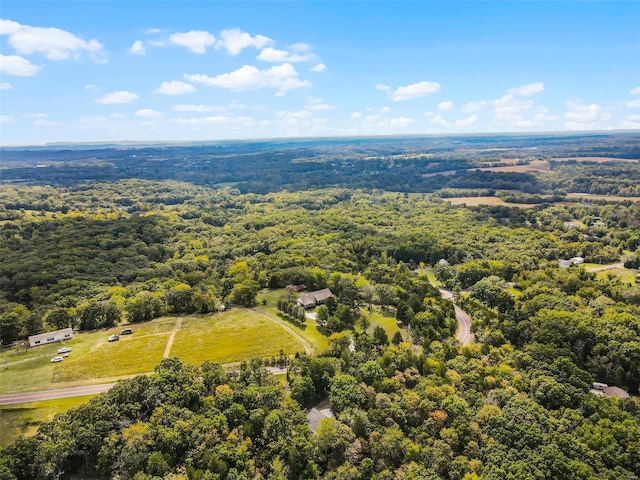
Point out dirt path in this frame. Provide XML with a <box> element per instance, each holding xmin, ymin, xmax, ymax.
<box><xmin>251</xmin><ymin>309</ymin><xmax>314</xmax><ymax>355</ymax></box>
<box><xmin>163</xmin><ymin>317</ymin><xmax>183</xmax><ymax>358</ymax></box>
<box><xmin>586</xmin><ymin>262</ymin><xmax>623</xmax><ymax>273</ymax></box>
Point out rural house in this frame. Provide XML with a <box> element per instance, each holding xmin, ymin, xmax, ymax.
<box><xmin>297</xmin><ymin>288</ymin><xmax>333</xmax><ymax>309</ymax></box>
<box><xmin>28</xmin><ymin>328</ymin><xmax>73</xmax><ymax>347</ymax></box>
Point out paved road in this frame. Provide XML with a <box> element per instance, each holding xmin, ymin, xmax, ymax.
<box><xmin>0</xmin><ymin>384</ymin><xmax>115</xmax><ymax>405</ymax></box>
<box><xmin>0</xmin><ymin>365</ymin><xmax>290</xmax><ymax>405</ymax></box>
<box><xmin>438</xmin><ymin>288</ymin><xmax>474</xmax><ymax>346</ymax></box>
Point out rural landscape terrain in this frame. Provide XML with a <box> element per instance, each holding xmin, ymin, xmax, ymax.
<box><xmin>0</xmin><ymin>132</ymin><xmax>639</xmax><ymax>479</ymax></box>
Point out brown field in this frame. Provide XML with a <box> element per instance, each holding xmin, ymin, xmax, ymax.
<box><xmin>552</xmin><ymin>157</ymin><xmax>638</xmax><ymax>163</ymax></box>
<box><xmin>422</xmin><ymin>170</ymin><xmax>458</xmax><ymax>178</ymax></box>
<box><xmin>423</xmin><ymin>160</ymin><xmax>551</xmax><ymax>178</ymax></box>
<box><xmin>477</xmin><ymin>160</ymin><xmax>551</xmax><ymax>173</ymax></box>
<box><xmin>444</xmin><ymin>197</ymin><xmax>538</xmax><ymax>208</ymax></box>
<box><xmin>566</xmin><ymin>193</ymin><xmax>640</xmax><ymax>202</ymax></box>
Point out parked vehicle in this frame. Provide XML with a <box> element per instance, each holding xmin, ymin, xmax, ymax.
<box><xmin>58</xmin><ymin>347</ymin><xmax>71</xmax><ymax>354</ymax></box>
<box><xmin>120</xmin><ymin>328</ymin><xmax>133</xmax><ymax>335</ymax></box>
<box><xmin>108</xmin><ymin>334</ymin><xmax>119</xmax><ymax>342</ymax></box>
<box><xmin>51</xmin><ymin>356</ymin><xmax>64</xmax><ymax>363</ymax></box>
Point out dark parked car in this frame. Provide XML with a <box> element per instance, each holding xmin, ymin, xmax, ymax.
<box><xmin>120</xmin><ymin>328</ymin><xmax>133</xmax><ymax>335</ymax></box>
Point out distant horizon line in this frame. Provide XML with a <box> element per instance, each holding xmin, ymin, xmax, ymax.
<box><xmin>2</xmin><ymin>128</ymin><xmax>640</xmax><ymax>149</ymax></box>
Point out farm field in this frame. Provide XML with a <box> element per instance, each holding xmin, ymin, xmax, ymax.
<box><xmin>444</xmin><ymin>196</ymin><xmax>538</xmax><ymax>208</ymax></box>
<box><xmin>477</xmin><ymin>160</ymin><xmax>551</xmax><ymax>173</ymax></box>
<box><xmin>552</xmin><ymin>157</ymin><xmax>639</xmax><ymax>163</ymax></box>
<box><xmin>0</xmin><ymin>306</ymin><xmax>323</xmax><ymax>395</ymax></box>
<box><xmin>566</xmin><ymin>193</ymin><xmax>640</xmax><ymax>202</ymax></box>
<box><xmin>0</xmin><ymin>395</ymin><xmax>96</xmax><ymax>448</ymax></box>
<box><xmin>168</xmin><ymin>309</ymin><xmax>308</xmax><ymax>365</ymax></box>
<box><xmin>53</xmin><ymin>333</ymin><xmax>169</xmax><ymax>383</ymax></box>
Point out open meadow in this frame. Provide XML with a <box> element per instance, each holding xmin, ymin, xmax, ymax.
<box><xmin>0</xmin><ymin>305</ymin><xmax>321</xmax><ymax>395</ymax></box>
<box><xmin>168</xmin><ymin>309</ymin><xmax>308</xmax><ymax>365</ymax></box>
<box><xmin>444</xmin><ymin>196</ymin><xmax>539</xmax><ymax>208</ymax></box>
<box><xmin>0</xmin><ymin>395</ymin><xmax>96</xmax><ymax>447</ymax></box>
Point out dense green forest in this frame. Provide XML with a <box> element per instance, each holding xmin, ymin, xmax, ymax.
<box><xmin>2</xmin><ymin>133</ymin><xmax>640</xmax><ymax>196</ymax></box>
<box><xmin>1</xmin><ymin>135</ymin><xmax>639</xmax><ymax>479</ymax></box>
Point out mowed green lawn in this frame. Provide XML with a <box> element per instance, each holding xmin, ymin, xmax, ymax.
<box><xmin>0</xmin><ymin>317</ymin><xmax>178</xmax><ymax>394</ymax></box>
<box><xmin>54</xmin><ymin>334</ymin><xmax>169</xmax><ymax>383</ymax></box>
<box><xmin>169</xmin><ymin>309</ymin><xmax>307</xmax><ymax>364</ymax></box>
<box><xmin>256</xmin><ymin>289</ymin><xmax>329</xmax><ymax>351</ymax></box>
<box><xmin>0</xmin><ymin>395</ymin><xmax>96</xmax><ymax>447</ymax></box>
<box><xmin>596</xmin><ymin>267</ymin><xmax>638</xmax><ymax>286</ymax></box>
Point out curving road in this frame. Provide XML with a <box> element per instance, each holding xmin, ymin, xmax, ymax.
<box><xmin>438</xmin><ymin>288</ymin><xmax>474</xmax><ymax>346</ymax></box>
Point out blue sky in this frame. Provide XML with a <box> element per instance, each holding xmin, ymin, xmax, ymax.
<box><xmin>1</xmin><ymin>1</ymin><xmax>639</xmax><ymax>145</ymax></box>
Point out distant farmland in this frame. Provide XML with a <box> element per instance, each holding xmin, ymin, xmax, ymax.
<box><xmin>551</xmin><ymin>156</ymin><xmax>639</xmax><ymax>163</ymax></box>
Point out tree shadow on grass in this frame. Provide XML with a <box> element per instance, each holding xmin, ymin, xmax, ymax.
<box><xmin>276</xmin><ymin>312</ymin><xmax>307</xmax><ymax>330</ymax></box>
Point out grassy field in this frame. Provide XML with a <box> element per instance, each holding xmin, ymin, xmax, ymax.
<box><xmin>256</xmin><ymin>289</ymin><xmax>330</xmax><ymax>352</ymax></box>
<box><xmin>478</xmin><ymin>160</ymin><xmax>551</xmax><ymax>173</ymax></box>
<box><xmin>361</xmin><ymin>309</ymin><xmax>403</xmax><ymax>340</ymax></box>
<box><xmin>1</xmin><ymin>307</ymin><xmax>316</xmax><ymax>395</ymax></box>
<box><xmin>444</xmin><ymin>197</ymin><xmax>538</xmax><ymax>208</ymax></box>
<box><xmin>596</xmin><ymin>267</ymin><xmax>638</xmax><ymax>286</ymax></box>
<box><xmin>169</xmin><ymin>309</ymin><xmax>308</xmax><ymax>364</ymax></box>
<box><xmin>552</xmin><ymin>157</ymin><xmax>638</xmax><ymax>163</ymax></box>
<box><xmin>566</xmin><ymin>193</ymin><xmax>640</xmax><ymax>202</ymax></box>
<box><xmin>54</xmin><ymin>333</ymin><xmax>169</xmax><ymax>383</ymax></box>
<box><xmin>0</xmin><ymin>318</ymin><xmax>178</xmax><ymax>394</ymax></box>
<box><xmin>0</xmin><ymin>395</ymin><xmax>96</xmax><ymax>447</ymax></box>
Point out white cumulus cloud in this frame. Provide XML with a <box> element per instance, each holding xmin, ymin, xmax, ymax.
<box><xmin>507</xmin><ymin>82</ymin><xmax>544</xmax><ymax>96</ymax></box>
<box><xmin>95</xmin><ymin>91</ymin><xmax>139</xmax><ymax>104</ymax></box>
<box><xmin>455</xmin><ymin>114</ymin><xmax>478</xmax><ymax>127</ymax></box>
<box><xmin>0</xmin><ymin>53</ymin><xmax>39</xmax><ymax>76</ymax></box>
<box><xmin>155</xmin><ymin>80</ymin><xmax>196</xmax><ymax>95</ymax></box>
<box><xmin>169</xmin><ymin>30</ymin><xmax>215</xmax><ymax>54</ymax></box>
<box><xmin>375</xmin><ymin>84</ymin><xmax>391</xmax><ymax>91</ymax></box>
<box><xmin>388</xmin><ymin>117</ymin><xmax>414</xmax><ymax>128</ymax></box>
<box><xmin>350</xmin><ymin>112</ymin><xmax>362</xmax><ymax>119</ymax></box>
<box><xmin>171</xmin><ymin>115</ymin><xmax>254</xmax><ymax>126</ymax></box>
<box><xmin>437</xmin><ymin>100</ymin><xmax>453</xmax><ymax>111</ymax></box>
<box><xmin>0</xmin><ymin>81</ymin><xmax>13</xmax><ymax>90</ymax></box>
<box><xmin>387</xmin><ymin>81</ymin><xmax>441</xmax><ymax>101</ymax></box>
<box><xmin>311</xmin><ymin>63</ymin><xmax>326</xmax><ymax>72</ymax></box>
<box><xmin>0</xmin><ymin>115</ymin><xmax>12</xmax><ymax>123</ymax></box>
<box><xmin>217</xmin><ymin>28</ymin><xmax>271</xmax><ymax>55</ymax></box>
<box><xmin>430</xmin><ymin>115</ymin><xmax>449</xmax><ymax>127</ymax></box>
<box><xmin>630</xmin><ymin>86</ymin><xmax>640</xmax><ymax>95</ymax></box>
<box><xmin>136</xmin><ymin>109</ymin><xmax>163</xmax><ymax>118</ymax></box>
<box><xmin>628</xmin><ymin>99</ymin><xmax>640</xmax><ymax>108</ymax></box>
<box><xmin>563</xmin><ymin>100</ymin><xmax>610</xmax><ymax>130</ymax></box>
<box><xmin>130</xmin><ymin>40</ymin><xmax>146</xmax><ymax>55</ymax></box>
<box><xmin>257</xmin><ymin>47</ymin><xmax>315</xmax><ymax>63</ymax></box>
<box><xmin>564</xmin><ymin>100</ymin><xmax>599</xmax><ymax>123</ymax></box>
<box><xmin>0</xmin><ymin>18</ymin><xmax>103</xmax><ymax>61</ymax></box>
<box><xmin>462</xmin><ymin>101</ymin><xmax>486</xmax><ymax>113</ymax></box>
<box><xmin>185</xmin><ymin>63</ymin><xmax>311</xmax><ymax>94</ymax></box>
<box><xmin>621</xmin><ymin>114</ymin><xmax>640</xmax><ymax>129</ymax></box>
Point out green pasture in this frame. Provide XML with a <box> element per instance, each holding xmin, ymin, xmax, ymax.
<box><xmin>0</xmin><ymin>318</ymin><xmax>177</xmax><ymax>394</ymax></box>
<box><xmin>168</xmin><ymin>309</ymin><xmax>307</xmax><ymax>365</ymax></box>
<box><xmin>0</xmin><ymin>395</ymin><xmax>96</xmax><ymax>448</ymax></box>
<box><xmin>54</xmin><ymin>333</ymin><xmax>169</xmax><ymax>383</ymax></box>
<box><xmin>596</xmin><ymin>267</ymin><xmax>638</xmax><ymax>286</ymax></box>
